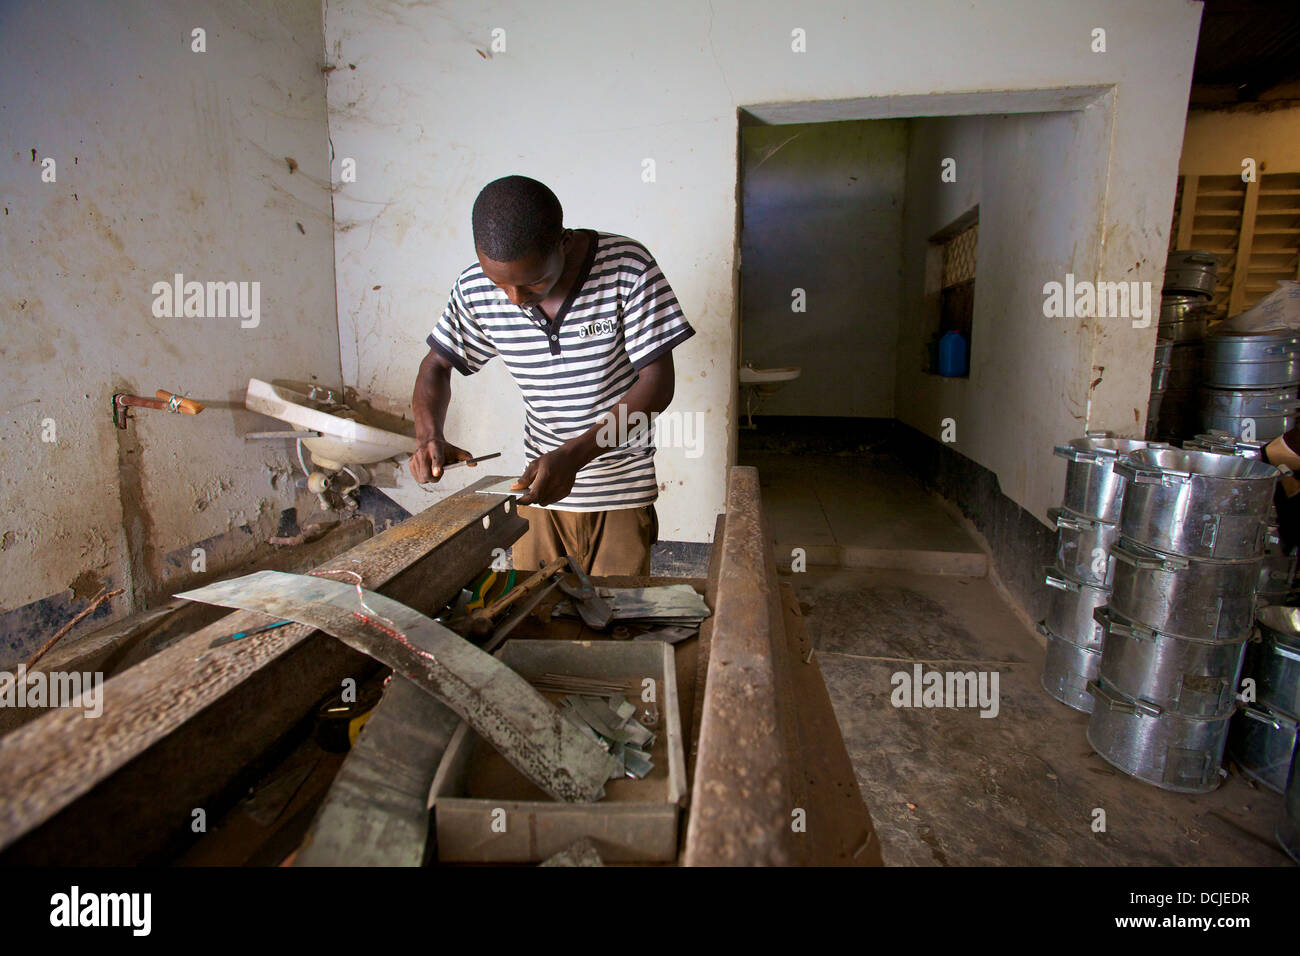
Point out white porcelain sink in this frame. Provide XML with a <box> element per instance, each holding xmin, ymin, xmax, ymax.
<box><xmin>739</xmin><ymin>365</ymin><xmax>801</xmax><ymax>385</ymax></box>
<box><xmin>738</xmin><ymin>364</ymin><xmax>801</xmax><ymax>429</ymax></box>
<box><xmin>245</xmin><ymin>378</ymin><xmax>417</xmax><ymax>470</ymax></box>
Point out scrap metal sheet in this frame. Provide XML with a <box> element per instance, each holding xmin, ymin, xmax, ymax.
<box><xmin>176</xmin><ymin>571</ymin><xmax>616</xmax><ymax>803</ymax></box>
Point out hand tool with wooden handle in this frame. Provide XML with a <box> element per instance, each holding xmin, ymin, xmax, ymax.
<box><xmin>439</xmin><ymin>451</ymin><xmax>501</xmax><ymax>470</ymax></box>
<box><xmin>465</xmin><ymin>556</ymin><xmax>568</xmax><ymax>638</ymax></box>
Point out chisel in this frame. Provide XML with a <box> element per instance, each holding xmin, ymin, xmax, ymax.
<box><xmin>439</xmin><ymin>451</ymin><xmax>502</xmax><ymax>470</ymax></box>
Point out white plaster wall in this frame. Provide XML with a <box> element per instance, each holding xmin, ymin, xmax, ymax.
<box><xmin>740</xmin><ymin>120</ymin><xmax>907</xmax><ymax>418</ymax></box>
<box><xmin>324</xmin><ymin>0</ymin><xmax>1202</xmax><ymax>539</ymax></box>
<box><xmin>894</xmin><ymin>112</ymin><xmax>984</xmax><ymax>395</ymax></box>
<box><xmin>896</xmin><ymin>109</ymin><xmax>1114</xmax><ymax>525</ymax></box>
<box><xmin>0</xmin><ymin>0</ymin><xmax>340</xmax><ymax>612</ymax></box>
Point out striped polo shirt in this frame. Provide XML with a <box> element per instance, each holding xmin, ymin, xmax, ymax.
<box><xmin>428</xmin><ymin>230</ymin><xmax>695</xmax><ymax>512</ymax></box>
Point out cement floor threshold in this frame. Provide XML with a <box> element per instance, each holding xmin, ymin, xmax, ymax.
<box><xmin>748</xmin><ymin>452</ymin><xmax>988</xmax><ymax>576</ymax></box>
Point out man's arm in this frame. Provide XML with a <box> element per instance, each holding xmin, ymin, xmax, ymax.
<box><xmin>513</xmin><ymin>353</ymin><xmax>676</xmax><ymax>506</ymax></box>
<box><xmin>409</xmin><ymin>347</ymin><xmax>476</xmax><ymax>483</ymax></box>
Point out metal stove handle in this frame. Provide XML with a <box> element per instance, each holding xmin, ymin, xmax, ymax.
<box><xmin>1108</xmin><ymin>543</ymin><xmax>1187</xmax><ymax>572</ymax></box>
<box><xmin>1241</xmin><ymin>706</ymin><xmax>1284</xmax><ymax>731</ymax></box>
<box><xmin>1054</xmin><ymin>444</ymin><xmax>1104</xmax><ymax>464</ymax></box>
<box><xmin>1086</xmin><ymin>679</ymin><xmax>1161</xmax><ymax>716</ymax></box>
<box><xmin>1043</xmin><ymin>568</ymin><xmax>1080</xmax><ymax>593</ymax></box>
<box><xmin>1113</xmin><ymin>459</ymin><xmax>1188</xmax><ymax>486</ymax></box>
<box><xmin>1273</xmin><ymin>644</ymin><xmax>1300</xmax><ymax>665</ymax></box>
<box><xmin>1048</xmin><ymin>507</ymin><xmax>1087</xmax><ymax>532</ymax></box>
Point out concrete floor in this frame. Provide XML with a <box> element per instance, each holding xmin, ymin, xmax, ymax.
<box><xmin>752</xmin><ymin>452</ymin><xmax>1292</xmax><ymax>866</ymax></box>
<box><xmin>749</xmin><ymin>451</ymin><xmax>986</xmax><ymax>575</ymax></box>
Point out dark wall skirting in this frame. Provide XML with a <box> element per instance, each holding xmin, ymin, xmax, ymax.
<box><xmin>888</xmin><ymin>423</ymin><xmax>1057</xmax><ymax>624</ymax></box>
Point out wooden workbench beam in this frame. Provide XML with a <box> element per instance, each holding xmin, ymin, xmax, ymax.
<box><xmin>684</xmin><ymin>467</ymin><xmax>799</xmax><ymax>866</ymax></box>
<box><xmin>0</xmin><ymin>478</ymin><xmax>527</xmax><ymax>860</ymax></box>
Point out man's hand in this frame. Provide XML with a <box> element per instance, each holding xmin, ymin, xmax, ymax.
<box><xmin>513</xmin><ymin>448</ymin><xmax>580</xmax><ymax>506</ymax></box>
<box><xmin>409</xmin><ymin>437</ymin><xmax>476</xmax><ymax>483</ymax></box>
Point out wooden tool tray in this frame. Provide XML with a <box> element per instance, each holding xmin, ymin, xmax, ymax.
<box><xmin>428</xmin><ymin>639</ymin><xmax>686</xmax><ymax>863</ymax></box>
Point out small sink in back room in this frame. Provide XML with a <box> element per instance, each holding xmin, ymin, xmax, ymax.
<box><xmin>245</xmin><ymin>378</ymin><xmax>417</xmax><ymax>470</ymax></box>
<box><xmin>738</xmin><ymin>364</ymin><xmax>801</xmax><ymax>428</ymax></box>
<box><xmin>738</xmin><ymin>364</ymin><xmax>801</xmax><ymax>386</ymax></box>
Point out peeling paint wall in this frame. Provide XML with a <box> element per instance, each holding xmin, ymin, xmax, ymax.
<box><xmin>324</xmin><ymin>0</ymin><xmax>1201</xmax><ymax>542</ymax></box>
<box><xmin>740</xmin><ymin>120</ymin><xmax>908</xmax><ymax>418</ymax></box>
<box><xmin>0</xmin><ymin>0</ymin><xmax>341</xmax><ymax>659</ymax></box>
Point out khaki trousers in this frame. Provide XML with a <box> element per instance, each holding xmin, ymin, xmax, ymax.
<box><xmin>513</xmin><ymin>505</ymin><xmax>658</xmax><ymax>576</ymax></box>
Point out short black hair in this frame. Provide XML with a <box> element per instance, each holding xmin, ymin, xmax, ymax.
<box><xmin>471</xmin><ymin>175</ymin><xmax>564</xmax><ymax>261</ymax></box>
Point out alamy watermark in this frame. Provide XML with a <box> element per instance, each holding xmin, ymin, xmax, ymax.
<box><xmin>0</xmin><ymin>666</ymin><xmax>103</xmax><ymax>718</ymax></box>
<box><xmin>595</xmin><ymin>405</ymin><xmax>704</xmax><ymax>459</ymax></box>
<box><xmin>151</xmin><ymin>273</ymin><xmax>260</xmax><ymax>328</ymax></box>
<box><xmin>50</xmin><ymin>886</ymin><xmax>150</xmax><ymax>936</ymax></box>
<box><xmin>890</xmin><ymin>663</ymin><xmax>999</xmax><ymax>718</ymax></box>
<box><xmin>1042</xmin><ymin>274</ymin><xmax>1153</xmax><ymax>328</ymax></box>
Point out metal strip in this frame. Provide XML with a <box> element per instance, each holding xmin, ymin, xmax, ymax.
<box><xmin>294</xmin><ymin>677</ymin><xmax>460</xmax><ymax>867</ymax></box>
<box><xmin>176</xmin><ymin>570</ymin><xmax>617</xmax><ymax>803</ymax></box>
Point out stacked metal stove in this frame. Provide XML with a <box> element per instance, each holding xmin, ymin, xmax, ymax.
<box><xmin>1186</xmin><ymin>430</ymin><xmax>1296</xmax><ymax>606</ymax></box>
<box><xmin>1228</xmin><ymin>605</ymin><xmax>1300</xmax><ymax>795</ymax></box>
<box><xmin>1042</xmin><ymin>437</ymin><xmax>1280</xmax><ymax>793</ymax></box>
<box><xmin>1150</xmin><ymin>247</ymin><xmax>1300</xmax><ymax>445</ymax></box>
<box><xmin>1152</xmin><ymin>250</ymin><xmax>1218</xmax><ymax>442</ymax></box>
<box><xmin>1200</xmin><ymin>325</ymin><xmax>1300</xmax><ymax>443</ymax></box>
<box><xmin>1041</xmin><ymin>435</ymin><xmax>1149</xmax><ymax>713</ymax></box>
<box><xmin>1220</xmin><ymin>466</ymin><xmax>1300</xmax><ymax>860</ymax></box>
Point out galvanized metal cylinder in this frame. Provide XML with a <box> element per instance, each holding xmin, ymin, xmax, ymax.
<box><xmin>1204</xmin><ymin>331</ymin><xmax>1300</xmax><ymax>390</ymax></box>
<box><xmin>1158</xmin><ymin>294</ymin><xmax>1211</xmax><ymax>342</ymax></box>
<box><xmin>1227</xmin><ymin>703</ymin><xmax>1297</xmax><ymax>794</ymax></box>
<box><xmin>1151</xmin><ymin>340</ymin><xmax>1173</xmax><ymax>392</ymax></box>
<box><xmin>1246</xmin><ymin>606</ymin><xmax>1300</xmax><ymax>717</ymax></box>
<box><xmin>1199</xmin><ymin>384</ymin><xmax>1300</xmax><ymax>444</ymax></box>
<box><xmin>1167</xmin><ymin>342</ymin><xmax>1204</xmax><ymax>390</ymax></box>
<box><xmin>1156</xmin><ymin>386</ymin><xmax>1202</xmax><ymax>441</ymax></box>
<box><xmin>1043</xmin><ymin>565</ymin><xmax>1109</xmax><ymax>649</ymax></box>
<box><xmin>1163</xmin><ymin>250</ymin><xmax>1219</xmax><ymax>297</ymax></box>
<box><xmin>1184</xmin><ymin>431</ymin><xmax>1267</xmax><ymax>459</ymax></box>
<box><xmin>1145</xmin><ymin>393</ymin><xmax>1165</xmax><ymax>441</ymax></box>
<box><xmin>1107</xmin><ymin>537</ymin><xmax>1260</xmax><ymax>643</ymax></box>
<box><xmin>1257</xmin><ymin>551</ymin><xmax>1297</xmax><ymax>604</ymax></box>
<box><xmin>1053</xmin><ymin>437</ymin><xmax>1152</xmax><ymax>524</ymax></box>
<box><xmin>1040</xmin><ymin>623</ymin><xmax>1101</xmax><ymax>714</ymax></box>
<box><xmin>1095</xmin><ymin>607</ymin><xmax>1246</xmax><ymax>718</ymax></box>
<box><xmin>1114</xmin><ymin>447</ymin><xmax>1276</xmax><ymax>560</ymax></box>
<box><xmin>1086</xmin><ymin>677</ymin><xmax>1232</xmax><ymax>793</ymax></box>
<box><xmin>1049</xmin><ymin>507</ymin><xmax>1119</xmax><ymax>586</ymax></box>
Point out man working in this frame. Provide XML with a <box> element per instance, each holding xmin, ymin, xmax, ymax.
<box><xmin>409</xmin><ymin>175</ymin><xmax>694</xmax><ymax>576</ymax></box>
